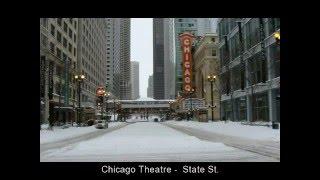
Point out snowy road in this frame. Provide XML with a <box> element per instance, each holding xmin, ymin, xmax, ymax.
<box><xmin>40</xmin><ymin>122</ymin><xmax>278</xmax><ymax>162</ymax></box>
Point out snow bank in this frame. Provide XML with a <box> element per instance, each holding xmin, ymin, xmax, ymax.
<box><xmin>40</xmin><ymin>122</ymin><xmax>125</xmax><ymax>144</ymax></box>
<box><xmin>166</xmin><ymin>120</ymin><xmax>280</xmax><ymax>142</ymax></box>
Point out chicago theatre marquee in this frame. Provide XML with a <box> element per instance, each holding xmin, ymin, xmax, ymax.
<box><xmin>178</xmin><ymin>32</ymin><xmax>207</xmax><ymax>121</ymax></box>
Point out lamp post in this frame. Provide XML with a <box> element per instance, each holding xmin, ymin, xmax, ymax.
<box><xmin>104</xmin><ymin>92</ymin><xmax>110</xmax><ymax>120</ymax></box>
<box><xmin>187</xmin><ymin>88</ymin><xmax>195</xmax><ymax>121</ymax></box>
<box><xmin>74</xmin><ymin>74</ymin><xmax>85</xmax><ymax>125</ymax></box>
<box><xmin>207</xmin><ymin>75</ymin><xmax>216</xmax><ymax>121</ymax></box>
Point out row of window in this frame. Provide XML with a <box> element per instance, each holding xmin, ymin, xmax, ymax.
<box><xmin>218</xmin><ymin>18</ymin><xmax>280</xmax><ymax>61</ymax></box>
<box><xmin>220</xmin><ymin>46</ymin><xmax>280</xmax><ymax>94</ymax></box>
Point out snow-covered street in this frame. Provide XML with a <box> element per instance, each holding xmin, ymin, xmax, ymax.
<box><xmin>40</xmin><ymin>121</ymin><xmax>279</xmax><ymax>162</ymax></box>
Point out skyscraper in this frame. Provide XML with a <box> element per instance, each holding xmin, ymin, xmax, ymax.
<box><xmin>147</xmin><ymin>75</ymin><xmax>153</xmax><ymax>98</ymax></box>
<box><xmin>40</xmin><ymin>18</ymin><xmax>78</xmax><ymax>123</ymax></box>
<box><xmin>117</xmin><ymin>18</ymin><xmax>131</xmax><ymax>100</ymax></box>
<box><xmin>153</xmin><ymin>18</ymin><xmax>165</xmax><ymax>99</ymax></box>
<box><xmin>77</xmin><ymin>18</ymin><xmax>108</xmax><ymax>107</ymax></box>
<box><xmin>196</xmin><ymin>18</ymin><xmax>215</xmax><ymax>36</ymax></box>
<box><xmin>106</xmin><ymin>18</ymin><xmax>120</xmax><ymax>99</ymax></box>
<box><xmin>164</xmin><ymin>18</ymin><xmax>176</xmax><ymax>99</ymax></box>
<box><xmin>130</xmin><ymin>61</ymin><xmax>140</xmax><ymax>100</ymax></box>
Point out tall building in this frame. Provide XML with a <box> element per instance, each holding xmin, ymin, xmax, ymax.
<box><xmin>193</xmin><ymin>33</ymin><xmax>220</xmax><ymax>121</ymax></box>
<box><xmin>40</xmin><ymin>18</ymin><xmax>78</xmax><ymax>124</ymax></box>
<box><xmin>163</xmin><ymin>18</ymin><xmax>176</xmax><ymax>99</ymax></box>
<box><xmin>153</xmin><ymin>18</ymin><xmax>165</xmax><ymax>99</ymax></box>
<box><xmin>106</xmin><ymin>18</ymin><xmax>120</xmax><ymax>99</ymax></box>
<box><xmin>118</xmin><ymin>18</ymin><xmax>131</xmax><ymax>100</ymax></box>
<box><xmin>174</xmin><ymin>18</ymin><xmax>198</xmax><ymax>98</ymax></box>
<box><xmin>196</xmin><ymin>18</ymin><xmax>215</xmax><ymax>36</ymax></box>
<box><xmin>147</xmin><ymin>75</ymin><xmax>154</xmax><ymax>98</ymax></box>
<box><xmin>77</xmin><ymin>18</ymin><xmax>108</xmax><ymax>108</ymax></box>
<box><xmin>130</xmin><ymin>61</ymin><xmax>140</xmax><ymax>100</ymax></box>
<box><xmin>217</xmin><ymin>18</ymin><xmax>280</xmax><ymax>122</ymax></box>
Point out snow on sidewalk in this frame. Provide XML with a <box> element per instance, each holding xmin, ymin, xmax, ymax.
<box><xmin>166</xmin><ymin>120</ymin><xmax>280</xmax><ymax>142</ymax></box>
<box><xmin>40</xmin><ymin>122</ymin><xmax>125</xmax><ymax>144</ymax></box>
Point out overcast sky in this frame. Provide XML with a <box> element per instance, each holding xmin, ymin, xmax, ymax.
<box><xmin>131</xmin><ymin>18</ymin><xmax>153</xmax><ymax>98</ymax></box>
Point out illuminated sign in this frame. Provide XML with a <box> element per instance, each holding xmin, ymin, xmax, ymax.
<box><xmin>96</xmin><ymin>86</ymin><xmax>105</xmax><ymax>97</ymax></box>
<box><xmin>179</xmin><ymin>32</ymin><xmax>194</xmax><ymax>93</ymax></box>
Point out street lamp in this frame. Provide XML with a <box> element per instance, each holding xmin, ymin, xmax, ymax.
<box><xmin>273</xmin><ymin>31</ymin><xmax>280</xmax><ymax>45</ymax></box>
<box><xmin>74</xmin><ymin>74</ymin><xmax>85</xmax><ymax>125</ymax></box>
<box><xmin>187</xmin><ymin>88</ymin><xmax>195</xmax><ymax>121</ymax></box>
<box><xmin>104</xmin><ymin>92</ymin><xmax>110</xmax><ymax>120</ymax></box>
<box><xmin>207</xmin><ymin>75</ymin><xmax>216</xmax><ymax>121</ymax></box>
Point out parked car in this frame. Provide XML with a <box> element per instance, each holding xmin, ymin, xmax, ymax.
<box><xmin>95</xmin><ymin>120</ymin><xmax>108</xmax><ymax>129</ymax></box>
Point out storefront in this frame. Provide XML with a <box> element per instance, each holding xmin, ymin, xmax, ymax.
<box><xmin>273</xmin><ymin>88</ymin><xmax>280</xmax><ymax>122</ymax></box>
<box><xmin>221</xmin><ymin>100</ymin><xmax>232</xmax><ymax>121</ymax></box>
<box><xmin>253</xmin><ymin>92</ymin><xmax>269</xmax><ymax>122</ymax></box>
<box><xmin>234</xmin><ymin>97</ymin><xmax>247</xmax><ymax>121</ymax></box>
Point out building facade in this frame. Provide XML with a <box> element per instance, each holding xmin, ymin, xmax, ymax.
<box><xmin>106</xmin><ymin>18</ymin><xmax>120</xmax><ymax>99</ymax></box>
<box><xmin>77</xmin><ymin>18</ymin><xmax>108</xmax><ymax>108</ymax></box>
<box><xmin>147</xmin><ymin>75</ymin><xmax>154</xmax><ymax>98</ymax></box>
<box><xmin>153</xmin><ymin>18</ymin><xmax>165</xmax><ymax>99</ymax></box>
<box><xmin>193</xmin><ymin>33</ymin><xmax>220</xmax><ymax>121</ymax></box>
<box><xmin>118</xmin><ymin>18</ymin><xmax>131</xmax><ymax>100</ymax></box>
<box><xmin>163</xmin><ymin>18</ymin><xmax>176</xmax><ymax>99</ymax></box>
<box><xmin>130</xmin><ymin>61</ymin><xmax>140</xmax><ymax>100</ymax></box>
<box><xmin>40</xmin><ymin>18</ymin><xmax>78</xmax><ymax>124</ymax></box>
<box><xmin>217</xmin><ymin>18</ymin><xmax>280</xmax><ymax>122</ymax></box>
<box><xmin>196</xmin><ymin>18</ymin><xmax>215</xmax><ymax>36</ymax></box>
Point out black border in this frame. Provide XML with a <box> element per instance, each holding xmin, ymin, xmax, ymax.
<box><xmin>5</xmin><ymin>5</ymin><xmax>300</xmax><ymax>177</ymax></box>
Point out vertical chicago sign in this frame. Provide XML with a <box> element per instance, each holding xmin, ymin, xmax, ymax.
<box><xmin>179</xmin><ymin>32</ymin><xmax>194</xmax><ymax>93</ymax></box>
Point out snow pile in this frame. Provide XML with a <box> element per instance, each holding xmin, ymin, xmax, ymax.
<box><xmin>40</xmin><ymin>122</ymin><xmax>125</xmax><ymax>144</ymax></box>
<box><xmin>49</xmin><ymin>122</ymin><xmax>234</xmax><ymax>157</ymax></box>
<box><xmin>166</xmin><ymin>120</ymin><xmax>280</xmax><ymax>142</ymax></box>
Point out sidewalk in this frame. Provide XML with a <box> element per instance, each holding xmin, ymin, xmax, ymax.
<box><xmin>163</xmin><ymin>121</ymin><xmax>280</xmax><ymax>160</ymax></box>
<box><xmin>40</xmin><ymin>122</ymin><xmax>127</xmax><ymax>153</ymax></box>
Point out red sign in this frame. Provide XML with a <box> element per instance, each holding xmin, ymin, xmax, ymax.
<box><xmin>96</xmin><ymin>86</ymin><xmax>105</xmax><ymax>96</ymax></box>
<box><xmin>179</xmin><ymin>32</ymin><xmax>194</xmax><ymax>93</ymax></box>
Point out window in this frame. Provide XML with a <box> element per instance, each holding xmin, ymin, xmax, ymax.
<box><xmin>63</xmin><ymin>37</ymin><xmax>67</xmax><ymax>48</ymax></box>
<box><xmin>74</xmin><ymin>21</ymin><xmax>77</xmax><ymax>29</ymax></box>
<box><xmin>68</xmin><ymin>28</ymin><xmax>72</xmax><ymax>39</ymax></box>
<box><xmin>212</xmin><ymin>38</ymin><xmax>215</xmax><ymax>42</ymax></box>
<box><xmin>40</xmin><ymin>33</ymin><xmax>48</xmax><ymax>47</ymax></box>
<box><xmin>40</xmin><ymin>18</ymin><xmax>48</xmax><ymax>28</ymax></box>
<box><xmin>57</xmin><ymin>31</ymin><xmax>61</xmax><ymax>43</ymax></box>
<box><xmin>268</xmin><ymin>18</ymin><xmax>280</xmax><ymax>36</ymax></box>
<box><xmin>56</xmin><ymin>48</ymin><xmax>61</xmax><ymax>59</ymax></box>
<box><xmin>62</xmin><ymin>53</ymin><xmax>67</xmax><ymax>61</ymax></box>
<box><xmin>248</xmin><ymin>52</ymin><xmax>267</xmax><ymax>85</ymax></box>
<box><xmin>245</xmin><ymin>18</ymin><xmax>260</xmax><ymax>50</ymax></box>
<box><xmin>212</xmin><ymin>49</ymin><xmax>216</xmax><ymax>56</ymax></box>
<box><xmin>73</xmin><ymin>34</ymin><xmax>76</xmax><ymax>43</ymax></box>
<box><xmin>50</xmin><ymin>24</ymin><xmax>55</xmax><ymax>36</ymax></box>
<box><xmin>230</xmin><ymin>32</ymin><xmax>241</xmax><ymax>59</ymax></box>
<box><xmin>253</xmin><ymin>93</ymin><xmax>269</xmax><ymax>121</ymax></box>
<box><xmin>63</xmin><ymin>22</ymin><xmax>68</xmax><ymax>33</ymax></box>
<box><xmin>49</xmin><ymin>42</ymin><xmax>55</xmax><ymax>53</ymax></box>
<box><xmin>68</xmin><ymin>43</ymin><xmax>72</xmax><ymax>52</ymax></box>
<box><xmin>269</xmin><ymin>44</ymin><xmax>280</xmax><ymax>78</ymax></box>
<box><xmin>57</xmin><ymin>18</ymin><xmax>62</xmax><ymax>26</ymax></box>
<box><xmin>74</xmin><ymin>47</ymin><xmax>76</xmax><ymax>56</ymax></box>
